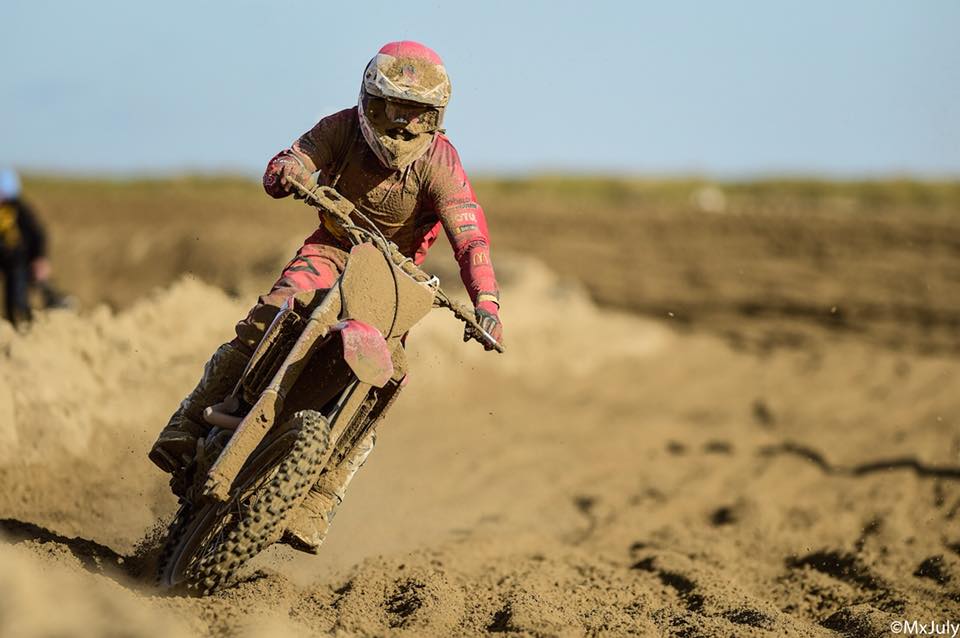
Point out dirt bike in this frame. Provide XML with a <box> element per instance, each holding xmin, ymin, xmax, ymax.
<box><xmin>155</xmin><ymin>179</ymin><xmax>503</xmax><ymax>594</ymax></box>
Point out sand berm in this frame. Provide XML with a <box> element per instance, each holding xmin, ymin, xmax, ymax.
<box><xmin>0</xmin><ymin>252</ymin><xmax>958</xmax><ymax>636</ymax></box>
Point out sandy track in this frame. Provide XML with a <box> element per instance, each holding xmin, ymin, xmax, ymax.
<box><xmin>1</xmin><ymin>252</ymin><xmax>958</xmax><ymax>636</ymax></box>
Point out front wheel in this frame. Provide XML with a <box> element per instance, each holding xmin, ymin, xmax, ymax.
<box><xmin>156</xmin><ymin>410</ymin><xmax>332</xmax><ymax>594</ymax></box>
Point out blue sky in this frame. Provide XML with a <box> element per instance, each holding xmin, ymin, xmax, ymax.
<box><xmin>2</xmin><ymin>0</ymin><xmax>959</xmax><ymax>176</ymax></box>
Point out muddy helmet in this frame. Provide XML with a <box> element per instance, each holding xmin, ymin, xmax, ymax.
<box><xmin>358</xmin><ymin>41</ymin><xmax>451</xmax><ymax>170</ymax></box>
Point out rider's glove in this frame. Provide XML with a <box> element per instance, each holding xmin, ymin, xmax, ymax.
<box><xmin>263</xmin><ymin>151</ymin><xmax>313</xmax><ymax>198</ymax></box>
<box><xmin>465</xmin><ymin>299</ymin><xmax>503</xmax><ymax>350</ymax></box>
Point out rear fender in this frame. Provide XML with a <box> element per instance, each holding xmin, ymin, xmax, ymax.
<box><xmin>332</xmin><ymin>319</ymin><xmax>393</xmax><ymax>388</ymax></box>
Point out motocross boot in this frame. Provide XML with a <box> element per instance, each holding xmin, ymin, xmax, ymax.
<box><xmin>148</xmin><ymin>342</ymin><xmax>250</xmax><ymax>474</ymax></box>
<box><xmin>282</xmin><ymin>430</ymin><xmax>376</xmax><ymax>554</ymax></box>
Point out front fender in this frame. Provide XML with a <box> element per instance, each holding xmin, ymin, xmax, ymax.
<box><xmin>331</xmin><ymin>319</ymin><xmax>394</xmax><ymax>388</ymax></box>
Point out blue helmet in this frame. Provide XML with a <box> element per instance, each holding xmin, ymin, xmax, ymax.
<box><xmin>0</xmin><ymin>169</ymin><xmax>21</xmax><ymax>201</ymax></box>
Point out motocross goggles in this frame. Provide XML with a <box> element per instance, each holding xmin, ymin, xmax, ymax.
<box><xmin>360</xmin><ymin>94</ymin><xmax>442</xmax><ymax>139</ymax></box>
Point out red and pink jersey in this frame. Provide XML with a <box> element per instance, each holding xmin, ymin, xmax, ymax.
<box><xmin>264</xmin><ymin>107</ymin><xmax>500</xmax><ymax>311</ymax></box>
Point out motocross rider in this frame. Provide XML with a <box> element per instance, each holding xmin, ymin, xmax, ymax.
<box><xmin>149</xmin><ymin>41</ymin><xmax>503</xmax><ymax>554</ymax></box>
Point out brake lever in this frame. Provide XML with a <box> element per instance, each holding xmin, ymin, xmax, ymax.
<box><xmin>464</xmin><ymin>321</ymin><xmax>505</xmax><ymax>353</ymax></box>
<box><xmin>476</xmin><ymin>327</ymin><xmax>505</xmax><ymax>353</ymax></box>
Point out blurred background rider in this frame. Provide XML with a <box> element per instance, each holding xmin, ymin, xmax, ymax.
<box><xmin>0</xmin><ymin>169</ymin><xmax>68</xmax><ymax>326</ymax></box>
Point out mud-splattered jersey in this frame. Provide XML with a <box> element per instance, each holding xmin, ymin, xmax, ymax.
<box><xmin>263</xmin><ymin>107</ymin><xmax>499</xmax><ymax>309</ymax></box>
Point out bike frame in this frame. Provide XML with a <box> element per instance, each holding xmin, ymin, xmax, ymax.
<box><xmin>202</xmin><ymin>242</ymin><xmax>436</xmax><ymax>501</ymax></box>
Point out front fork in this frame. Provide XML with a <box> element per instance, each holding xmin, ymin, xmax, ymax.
<box><xmin>330</xmin><ymin>373</ymin><xmax>406</xmax><ymax>466</ymax></box>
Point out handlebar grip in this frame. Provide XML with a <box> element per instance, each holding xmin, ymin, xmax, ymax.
<box><xmin>445</xmin><ymin>297</ymin><xmax>504</xmax><ymax>353</ymax></box>
<box><xmin>474</xmin><ymin>328</ymin><xmax>505</xmax><ymax>354</ymax></box>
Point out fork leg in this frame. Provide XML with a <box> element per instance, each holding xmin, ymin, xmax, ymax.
<box><xmin>281</xmin><ymin>429</ymin><xmax>376</xmax><ymax>554</ymax></box>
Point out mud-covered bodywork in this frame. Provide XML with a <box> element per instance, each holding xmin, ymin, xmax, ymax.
<box><xmin>202</xmin><ymin>240</ymin><xmax>435</xmax><ymax>502</ymax></box>
<box><xmin>334</xmin><ymin>320</ymin><xmax>393</xmax><ymax>388</ymax></box>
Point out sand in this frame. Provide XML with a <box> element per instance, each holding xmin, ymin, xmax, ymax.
<box><xmin>1</xmin><ymin>249</ymin><xmax>958</xmax><ymax>637</ymax></box>
<box><xmin>1</xmin><ymin>176</ymin><xmax>959</xmax><ymax>636</ymax></box>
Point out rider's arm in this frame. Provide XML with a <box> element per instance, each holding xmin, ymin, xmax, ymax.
<box><xmin>428</xmin><ymin>137</ymin><xmax>500</xmax><ymax>314</ymax></box>
<box><xmin>263</xmin><ymin>108</ymin><xmax>356</xmax><ymax>199</ymax></box>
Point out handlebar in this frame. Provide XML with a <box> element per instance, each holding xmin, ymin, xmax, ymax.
<box><xmin>285</xmin><ymin>178</ymin><xmax>504</xmax><ymax>354</ymax></box>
